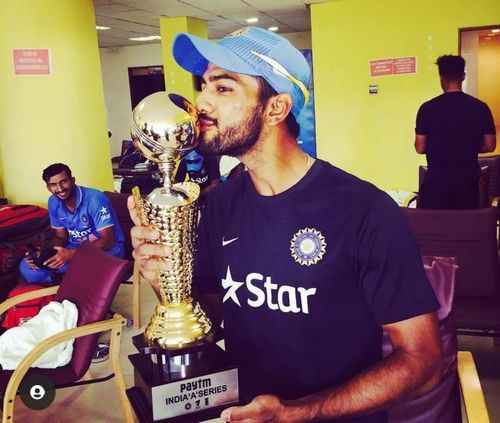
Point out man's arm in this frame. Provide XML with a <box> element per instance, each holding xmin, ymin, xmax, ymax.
<box><xmin>414</xmin><ymin>134</ymin><xmax>427</xmax><ymax>154</ymax></box>
<box><xmin>50</xmin><ymin>227</ymin><xmax>69</xmax><ymax>247</ymax></box>
<box><xmin>221</xmin><ymin>312</ymin><xmax>442</xmax><ymax>423</ymax></box>
<box><xmin>45</xmin><ymin>224</ymin><xmax>116</xmax><ymax>269</ymax></box>
<box><xmin>90</xmin><ymin>226</ymin><xmax>116</xmax><ymax>250</ymax></box>
<box><xmin>479</xmin><ymin>134</ymin><xmax>496</xmax><ymax>153</ymax></box>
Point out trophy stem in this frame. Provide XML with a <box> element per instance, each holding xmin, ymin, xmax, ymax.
<box><xmin>158</xmin><ymin>161</ymin><xmax>175</xmax><ymax>189</ymax></box>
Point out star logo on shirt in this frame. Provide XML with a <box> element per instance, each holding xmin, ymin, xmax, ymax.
<box><xmin>100</xmin><ymin>206</ymin><xmax>108</xmax><ymax>214</ymax></box>
<box><xmin>221</xmin><ymin>266</ymin><xmax>244</xmax><ymax>306</ymax></box>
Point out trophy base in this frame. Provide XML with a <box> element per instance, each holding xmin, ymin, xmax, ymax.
<box><xmin>126</xmin><ymin>388</ymin><xmax>234</xmax><ymax>423</ymax></box>
<box><xmin>127</xmin><ymin>334</ymin><xmax>239</xmax><ymax>422</ymax></box>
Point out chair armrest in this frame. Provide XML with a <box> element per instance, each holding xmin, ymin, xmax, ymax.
<box><xmin>0</xmin><ymin>286</ymin><xmax>59</xmax><ymax>314</ymax></box>
<box><xmin>457</xmin><ymin>350</ymin><xmax>490</xmax><ymax>423</ymax></box>
<box><xmin>3</xmin><ymin>314</ymin><xmax>126</xmax><ymax>411</ymax></box>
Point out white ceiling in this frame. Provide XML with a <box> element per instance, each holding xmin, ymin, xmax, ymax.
<box><xmin>94</xmin><ymin>0</ymin><xmax>327</xmax><ymax>47</ymax></box>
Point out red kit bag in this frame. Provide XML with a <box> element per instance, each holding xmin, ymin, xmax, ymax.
<box><xmin>0</xmin><ymin>205</ymin><xmax>50</xmax><ymax>241</ymax></box>
<box><xmin>1</xmin><ymin>284</ymin><xmax>54</xmax><ymax>328</ymax></box>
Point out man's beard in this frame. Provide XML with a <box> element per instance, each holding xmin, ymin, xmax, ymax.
<box><xmin>197</xmin><ymin>102</ymin><xmax>265</xmax><ymax>157</ymax></box>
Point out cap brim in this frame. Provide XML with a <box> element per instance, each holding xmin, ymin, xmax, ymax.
<box><xmin>173</xmin><ymin>33</ymin><xmax>260</xmax><ymax>77</ymax></box>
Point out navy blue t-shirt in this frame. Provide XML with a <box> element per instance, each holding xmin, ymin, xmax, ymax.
<box><xmin>193</xmin><ymin>160</ymin><xmax>439</xmax><ymax>423</ymax></box>
<box><xmin>415</xmin><ymin>91</ymin><xmax>496</xmax><ymax>169</ymax></box>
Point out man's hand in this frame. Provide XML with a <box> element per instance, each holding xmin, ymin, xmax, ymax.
<box><xmin>25</xmin><ymin>251</ymin><xmax>40</xmax><ymax>271</ymax></box>
<box><xmin>221</xmin><ymin>395</ymin><xmax>297</xmax><ymax>423</ymax></box>
<box><xmin>127</xmin><ymin>196</ymin><xmax>174</xmax><ymax>294</ymax></box>
<box><xmin>44</xmin><ymin>246</ymin><xmax>74</xmax><ymax>269</ymax></box>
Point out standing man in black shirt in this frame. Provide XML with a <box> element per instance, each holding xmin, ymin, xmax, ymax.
<box><xmin>415</xmin><ymin>55</ymin><xmax>496</xmax><ymax>209</ymax></box>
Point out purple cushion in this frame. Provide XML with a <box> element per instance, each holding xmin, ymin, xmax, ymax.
<box><xmin>54</xmin><ymin>242</ymin><xmax>128</xmax><ymax>380</ymax></box>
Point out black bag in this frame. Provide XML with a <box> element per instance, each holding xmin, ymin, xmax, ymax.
<box><xmin>118</xmin><ymin>151</ymin><xmax>146</xmax><ymax>168</ymax></box>
<box><xmin>120</xmin><ymin>174</ymin><xmax>162</xmax><ymax>195</ymax></box>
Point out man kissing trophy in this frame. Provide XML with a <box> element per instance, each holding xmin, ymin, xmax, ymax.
<box><xmin>126</xmin><ymin>91</ymin><xmax>239</xmax><ymax>422</ymax></box>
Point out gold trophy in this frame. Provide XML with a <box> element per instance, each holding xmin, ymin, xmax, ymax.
<box><xmin>126</xmin><ymin>92</ymin><xmax>239</xmax><ymax>423</ymax></box>
<box><xmin>130</xmin><ymin>91</ymin><xmax>212</xmax><ymax>349</ymax></box>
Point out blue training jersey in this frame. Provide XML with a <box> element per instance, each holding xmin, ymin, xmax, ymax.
<box><xmin>48</xmin><ymin>185</ymin><xmax>125</xmax><ymax>256</ymax></box>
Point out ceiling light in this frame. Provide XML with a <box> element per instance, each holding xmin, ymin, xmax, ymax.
<box><xmin>246</xmin><ymin>17</ymin><xmax>258</xmax><ymax>23</ymax></box>
<box><xmin>268</xmin><ymin>26</ymin><xmax>278</xmax><ymax>32</ymax></box>
<box><xmin>129</xmin><ymin>35</ymin><xmax>161</xmax><ymax>41</ymax></box>
<box><xmin>96</xmin><ymin>26</ymin><xmax>110</xmax><ymax>30</ymax></box>
<box><xmin>492</xmin><ymin>29</ymin><xmax>500</xmax><ymax>33</ymax></box>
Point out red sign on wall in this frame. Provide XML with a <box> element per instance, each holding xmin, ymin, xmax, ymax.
<box><xmin>394</xmin><ymin>57</ymin><xmax>417</xmax><ymax>74</ymax></box>
<box><xmin>370</xmin><ymin>59</ymin><xmax>394</xmax><ymax>76</ymax></box>
<box><xmin>13</xmin><ymin>49</ymin><xmax>52</xmax><ymax>75</ymax></box>
<box><xmin>370</xmin><ymin>56</ymin><xmax>417</xmax><ymax>77</ymax></box>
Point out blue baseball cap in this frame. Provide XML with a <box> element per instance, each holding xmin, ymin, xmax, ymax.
<box><xmin>172</xmin><ymin>27</ymin><xmax>311</xmax><ymax>119</ymax></box>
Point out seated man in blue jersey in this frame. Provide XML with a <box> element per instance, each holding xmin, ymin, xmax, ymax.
<box><xmin>19</xmin><ymin>163</ymin><xmax>125</xmax><ymax>284</ymax></box>
<box><xmin>128</xmin><ymin>27</ymin><xmax>443</xmax><ymax>423</ymax></box>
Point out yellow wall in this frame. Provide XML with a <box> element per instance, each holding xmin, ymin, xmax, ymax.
<box><xmin>0</xmin><ymin>0</ymin><xmax>113</xmax><ymax>206</ymax></box>
<box><xmin>311</xmin><ymin>0</ymin><xmax>500</xmax><ymax>191</ymax></box>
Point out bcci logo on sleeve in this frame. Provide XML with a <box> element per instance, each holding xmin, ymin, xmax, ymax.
<box><xmin>290</xmin><ymin>228</ymin><xmax>326</xmax><ymax>266</ymax></box>
<box><xmin>99</xmin><ymin>206</ymin><xmax>111</xmax><ymax>221</ymax></box>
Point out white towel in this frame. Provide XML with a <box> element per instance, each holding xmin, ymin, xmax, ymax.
<box><xmin>0</xmin><ymin>300</ymin><xmax>78</xmax><ymax>370</ymax></box>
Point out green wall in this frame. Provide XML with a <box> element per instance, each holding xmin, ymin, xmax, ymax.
<box><xmin>311</xmin><ymin>0</ymin><xmax>500</xmax><ymax>191</ymax></box>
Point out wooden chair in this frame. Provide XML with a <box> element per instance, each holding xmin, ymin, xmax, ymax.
<box><xmin>105</xmin><ymin>191</ymin><xmax>142</xmax><ymax>329</ymax></box>
<box><xmin>458</xmin><ymin>351</ymin><xmax>490</xmax><ymax>422</ymax></box>
<box><xmin>0</xmin><ymin>242</ymin><xmax>134</xmax><ymax>422</ymax></box>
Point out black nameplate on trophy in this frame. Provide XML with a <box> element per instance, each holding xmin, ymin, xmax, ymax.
<box><xmin>127</xmin><ymin>334</ymin><xmax>239</xmax><ymax>422</ymax></box>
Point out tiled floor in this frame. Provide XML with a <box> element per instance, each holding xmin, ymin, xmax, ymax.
<box><xmin>10</xmin><ymin>280</ymin><xmax>500</xmax><ymax>422</ymax></box>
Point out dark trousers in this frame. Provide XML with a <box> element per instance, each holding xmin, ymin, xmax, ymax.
<box><xmin>418</xmin><ymin>168</ymin><xmax>479</xmax><ymax>209</ymax></box>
